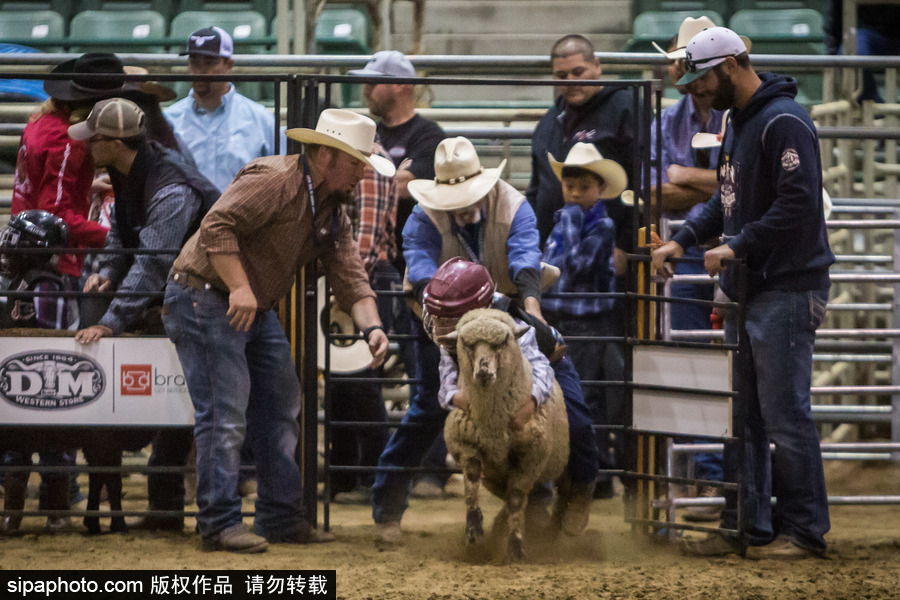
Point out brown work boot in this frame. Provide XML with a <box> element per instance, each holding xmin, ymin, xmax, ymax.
<box><xmin>202</xmin><ymin>523</ymin><xmax>268</xmax><ymax>553</ymax></box>
<box><xmin>375</xmin><ymin>521</ymin><xmax>402</xmax><ymax>546</ymax></box>
<box><xmin>745</xmin><ymin>535</ymin><xmax>825</xmax><ymax>560</ymax></box>
<box><xmin>683</xmin><ymin>485</ymin><xmax>724</xmax><ymax>523</ymax></box>
<box><xmin>560</xmin><ymin>484</ymin><xmax>594</xmax><ymax>537</ymax></box>
<box><xmin>257</xmin><ymin>520</ymin><xmax>336</xmax><ymax>544</ymax></box>
<box><xmin>680</xmin><ymin>533</ymin><xmax>739</xmax><ymax>557</ymax></box>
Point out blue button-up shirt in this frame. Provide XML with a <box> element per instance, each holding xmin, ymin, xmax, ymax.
<box><xmin>650</xmin><ymin>95</ymin><xmax>725</xmax><ymax>220</ymax></box>
<box><xmin>165</xmin><ymin>84</ymin><xmax>285</xmax><ymax>192</ymax></box>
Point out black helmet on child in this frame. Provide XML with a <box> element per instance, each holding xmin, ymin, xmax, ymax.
<box><xmin>0</xmin><ymin>210</ymin><xmax>69</xmax><ymax>277</ymax></box>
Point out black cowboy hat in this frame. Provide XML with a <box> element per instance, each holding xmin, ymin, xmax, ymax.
<box><xmin>43</xmin><ymin>53</ymin><xmax>128</xmax><ymax>102</ymax></box>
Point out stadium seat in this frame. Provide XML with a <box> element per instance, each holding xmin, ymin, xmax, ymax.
<box><xmin>0</xmin><ymin>1</ymin><xmax>74</xmax><ymax>23</ymax></box>
<box><xmin>177</xmin><ymin>0</ymin><xmax>275</xmax><ymax>22</ymax></box>
<box><xmin>625</xmin><ymin>10</ymin><xmax>725</xmax><ymax>53</ymax></box>
<box><xmin>0</xmin><ymin>10</ymin><xmax>66</xmax><ymax>52</ymax></box>
<box><xmin>171</xmin><ymin>10</ymin><xmax>269</xmax><ymax>100</ymax></box>
<box><xmin>68</xmin><ymin>9</ymin><xmax>167</xmax><ymax>53</ymax></box>
<box><xmin>634</xmin><ymin>0</ymin><xmax>729</xmax><ymax>20</ymax></box>
<box><xmin>75</xmin><ymin>1</ymin><xmax>176</xmax><ymax>22</ymax></box>
<box><xmin>730</xmin><ymin>9</ymin><xmax>826</xmax><ymax>105</ymax></box>
<box><xmin>734</xmin><ymin>0</ymin><xmax>825</xmax><ymax>12</ymax></box>
<box><xmin>313</xmin><ymin>7</ymin><xmax>370</xmax><ymax>55</ymax></box>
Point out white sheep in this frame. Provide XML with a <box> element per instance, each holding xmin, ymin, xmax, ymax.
<box><xmin>441</xmin><ymin>308</ymin><xmax>570</xmax><ymax>562</ymax></box>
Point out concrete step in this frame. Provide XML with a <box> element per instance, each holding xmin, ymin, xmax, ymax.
<box><xmin>392</xmin><ymin>1</ymin><xmax>633</xmax><ymax>35</ymax></box>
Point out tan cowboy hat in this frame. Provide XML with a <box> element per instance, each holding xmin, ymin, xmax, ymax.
<box><xmin>407</xmin><ymin>137</ymin><xmax>506</xmax><ymax>211</ymax></box>
<box><xmin>287</xmin><ymin>109</ymin><xmax>396</xmax><ymax>177</ymax></box>
<box><xmin>653</xmin><ymin>16</ymin><xmax>717</xmax><ymax>60</ymax></box>
<box><xmin>123</xmin><ymin>66</ymin><xmax>177</xmax><ymax>102</ymax></box>
<box><xmin>691</xmin><ymin>110</ymin><xmax>730</xmax><ymax>149</ymax></box>
<box><xmin>548</xmin><ymin>142</ymin><xmax>628</xmax><ymax>200</ymax></box>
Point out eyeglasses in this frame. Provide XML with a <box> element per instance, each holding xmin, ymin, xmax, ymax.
<box><xmin>685</xmin><ymin>53</ymin><xmax>735</xmax><ymax>73</ymax></box>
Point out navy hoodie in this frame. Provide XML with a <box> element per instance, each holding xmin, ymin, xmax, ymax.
<box><xmin>672</xmin><ymin>73</ymin><xmax>834</xmax><ymax>299</ymax></box>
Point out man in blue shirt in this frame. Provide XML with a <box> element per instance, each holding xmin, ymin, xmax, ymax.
<box><xmin>165</xmin><ymin>26</ymin><xmax>282</xmax><ymax>192</ymax></box>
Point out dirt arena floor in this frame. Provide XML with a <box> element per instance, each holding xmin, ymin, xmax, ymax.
<box><xmin>1</xmin><ymin>459</ymin><xmax>899</xmax><ymax>599</ymax></box>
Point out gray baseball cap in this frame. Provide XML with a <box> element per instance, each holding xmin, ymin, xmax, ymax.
<box><xmin>348</xmin><ymin>50</ymin><xmax>415</xmax><ymax>78</ymax></box>
<box><xmin>677</xmin><ymin>26</ymin><xmax>748</xmax><ymax>86</ymax></box>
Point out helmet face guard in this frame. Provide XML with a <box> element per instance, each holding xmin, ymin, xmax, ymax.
<box><xmin>0</xmin><ymin>210</ymin><xmax>69</xmax><ymax>277</ymax></box>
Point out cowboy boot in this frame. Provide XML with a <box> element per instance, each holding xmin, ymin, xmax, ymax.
<box><xmin>43</xmin><ymin>475</ymin><xmax>71</xmax><ymax>533</ymax></box>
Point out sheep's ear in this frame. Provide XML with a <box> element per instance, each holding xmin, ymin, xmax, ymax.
<box><xmin>513</xmin><ymin>324</ymin><xmax>530</xmax><ymax>339</ymax></box>
<box><xmin>438</xmin><ymin>331</ymin><xmax>458</xmax><ymax>346</ymax></box>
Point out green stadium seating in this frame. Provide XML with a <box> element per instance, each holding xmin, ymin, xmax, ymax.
<box><xmin>0</xmin><ymin>1</ymin><xmax>74</xmax><ymax>23</ymax></box>
<box><xmin>736</xmin><ymin>0</ymin><xmax>825</xmax><ymax>12</ymax></box>
<box><xmin>625</xmin><ymin>10</ymin><xmax>725</xmax><ymax>53</ymax></box>
<box><xmin>0</xmin><ymin>10</ymin><xmax>66</xmax><ymax>51</ymax></box>
<box><xmin>171</xmin><ymin>10</ymin><xmax>269</xmax><ymax>100</ymax></box>
<box><xmin>634</xmin><ymin>0</ymin><xmax>729</xmax><ymax>20</ymax></box>
<box><xmin>177</xmin><ymin>0</ymin><xmax>275</xmax><ymax>22</ymax></box>
<box><xmin>313</xmin><ymin>7</ymin><xmax>370</xmax><ymax>55</ymax></box>
<box><xmin>730</xmin><ymin>9</ymin><xmax>826</xmax><ymax>105</ymax></box>
<box><xmin>76</xmin><ymin>1</ymin><xmax>175</xmax><ymax>22</ymax></box>
<box><xmin>69</xmin><ymin>9</ymin><xmax>167</xmax><ymax>53</ymax></box>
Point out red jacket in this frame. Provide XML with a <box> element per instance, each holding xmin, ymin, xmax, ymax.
<box><xmin>12</xmin><ymin>111</ymin><xmax>109</xmax><ymax>276</ymax></box>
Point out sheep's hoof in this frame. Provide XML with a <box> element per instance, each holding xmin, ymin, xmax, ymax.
<box><xmin>110</xmin><ymin>517</ymin><xmax>128</xmax><ymax>534</ymax></box>
<box><xmin>83</xmin><ymin>517</ymin><xmax>102</xmax><ymax>535</ymax></box>
<box><xmin>465</xmin><ymin>508</ymin><xmax>483</xmax><ymax>545</ymax></box>
<box><xmin>507</xmin><ymin>532</ymin><xmax>524</xmax><ymax>562</ymax></box>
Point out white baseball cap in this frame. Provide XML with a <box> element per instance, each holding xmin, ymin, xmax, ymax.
<box><xmin>678</xmin><ymin>26</ymin><xmax>748</xmax><ymax>86</ymax></box>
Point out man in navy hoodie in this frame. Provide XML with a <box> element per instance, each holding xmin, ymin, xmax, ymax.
<box><xmin>652</xmin><ymin>27</ymin><xmax>834</xmax><ymax>560</ymax></box>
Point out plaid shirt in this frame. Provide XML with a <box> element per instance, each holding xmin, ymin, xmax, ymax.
<box><xmin>352</xmin><ymin>143</ymin><xmax>397</xmax><ymax>271</ymax></box>
<box><xmin>541</xmin><ymin>201</ymin><xmax>616</xmax><ymax>317</ymax></box>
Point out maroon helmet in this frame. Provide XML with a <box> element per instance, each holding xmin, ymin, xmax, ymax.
<box><xmin>422</xmin><ymin>258</ymin><xmax>495</xmax><ymax>348</ymax></box>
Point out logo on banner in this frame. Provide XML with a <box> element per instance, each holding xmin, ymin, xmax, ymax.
<box><xmin>121</xmin><ymin>364</ymin><xmax>152</xmax><ymax>395</ymax></box>
<box><xmin>0</xmin><ymin>351</ymin><xmax>105</xmax><ymax>409</ymax></box>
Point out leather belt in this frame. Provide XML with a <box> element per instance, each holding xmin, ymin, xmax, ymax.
<box><xmin>170</xmin><ymin>270</ymin><xmax>226</xmax><ymax>294</ymax></box>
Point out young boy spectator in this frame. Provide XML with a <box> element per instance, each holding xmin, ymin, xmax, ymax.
<box><xmin>540</xmin><ymin>142</ymin><xmax>627</xmax><ymax>499</ymax></box>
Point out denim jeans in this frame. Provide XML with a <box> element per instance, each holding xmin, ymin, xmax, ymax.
<box><xmin>855</xmin><ymin>28</ymin><xmax>900</xmax><ymax>103</ymax></box>
<box><xmin>549</xmin><ymin>312</ymin><xmax>622</xmax><ymax>483</ymax></box>
<box><xmin>722</xmin><ymin>289</ymin><xmax>830</xmax><ymax>551</ymax></box>
<box><xmin>329</xmin><ymin>261</ymin><xmax>397</xmax><ymax>493</ymax></box>
<box><xmin>162</xmin><ymin>281</ymin><xmax>304</xmax><ymax>542</ymax></box>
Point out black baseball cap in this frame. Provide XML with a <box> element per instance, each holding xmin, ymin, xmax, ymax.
<box><xmin>181</xmin><ymin>26</ymin><xmax>234</xmax><ymax>58</ymax></box>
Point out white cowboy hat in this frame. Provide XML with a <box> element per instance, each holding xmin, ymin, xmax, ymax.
<box><xmin>653</xmin><ymin>16</ymin><xmax>717</xmax><ymax>60</ymax></box>
<box><xmin>287</xmin><ymin>109</ymin><xmax>396</xmax><ymax>177</ymax></box>
<box><xmin>691</xmin><ymin>110</ymin><xmax>730</xmax><ymax>149</ymax></box>
<box><xmin>316</xmin><ymin>277</ymin><xmax>372</xmax><ymax>374</ymax></box>
<box><xmin>407</xmin><ymin>137</ymin><xmax>506</xmax><ymax>211</ymax></box>
<box><xmin>548</xmin><ymin>142</ymin><xmax>628</xmax><ymax>200</ymax></box>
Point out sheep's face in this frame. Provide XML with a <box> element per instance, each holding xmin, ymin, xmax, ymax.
<box><xmin>454</xmin><ymin>309</ymin><xmax>522</xmax><ymax>388</ymax></box>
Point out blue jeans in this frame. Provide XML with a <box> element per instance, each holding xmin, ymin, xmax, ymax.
<box><xmin>550</xmin><ymin>312</ymin><xmax>622</xmax><ymax>483</ymax></box>
<box><xmin>329</xmin><ymin>262</ymin><xmax>397</xmax><ymax>493</ymax></box>
<box><xmin>722</xmin><ymin>289</ymin><xmax>830</xmax><ymax>551</ymax></box>
<box><xmin>162</xmin><ymin>282</ymin><xmax>304</xmax><ymax>542</ymax></box>
<box><xmin>855</xmin><ymin>28</ymin><xmax>900</xmax><ymax>103</ymax></box>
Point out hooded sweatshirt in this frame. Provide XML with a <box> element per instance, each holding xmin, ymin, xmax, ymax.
<box><xmin>672</xmin><ymin>73</ymin><xmax>834</xmax><ymax>299</ymax></box>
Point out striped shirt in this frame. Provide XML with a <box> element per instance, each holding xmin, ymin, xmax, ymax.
<box><xmin>172</xmin><ymin>154</ymin><xmax>374</xmax><ymax>312</ymax></box>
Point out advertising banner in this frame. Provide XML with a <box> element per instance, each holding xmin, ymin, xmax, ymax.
<box><xmin>0</xmin><ymin>337</ymin><xmax>193</xmax><ymax>426</ymax></box>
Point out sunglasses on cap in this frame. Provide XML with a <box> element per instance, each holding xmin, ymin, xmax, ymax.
<box><xmin>684</xmin><ymin>53</ymin><xmax>735</xmax><ymax>73</ymax></box>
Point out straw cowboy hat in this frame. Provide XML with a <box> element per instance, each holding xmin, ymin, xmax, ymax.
<box><xmin>407</xmin><ymin>137</ymin><xmax>507</xmax><ymax>211</ymax></box>
<box><xmin>548</xmin><ymin>142</ymin><xmax>628</xmax><ymax>200</ymax></box>
<box><xmin>316</xmin><ymin>277</ymin><xmax>372</xmax><ymax>374</ymax></box>
<box><xmin>286</xmin><ymin>109</ymin><xmax>396</xmax><ymax>177</ymax></box>
<box><xmin>691</xmin><ymin>109</ymin><xmax>730</xmax><ymax>149</ymax></box>
<box><xmin>123</xmin><ymin>66</ymin><xmax>176</xmax><ymax>102</ymax></box>
<box><xmin>653</xmin><ymin>16</ymin><xmax>717</xmax><ymax>60</ymax></box>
